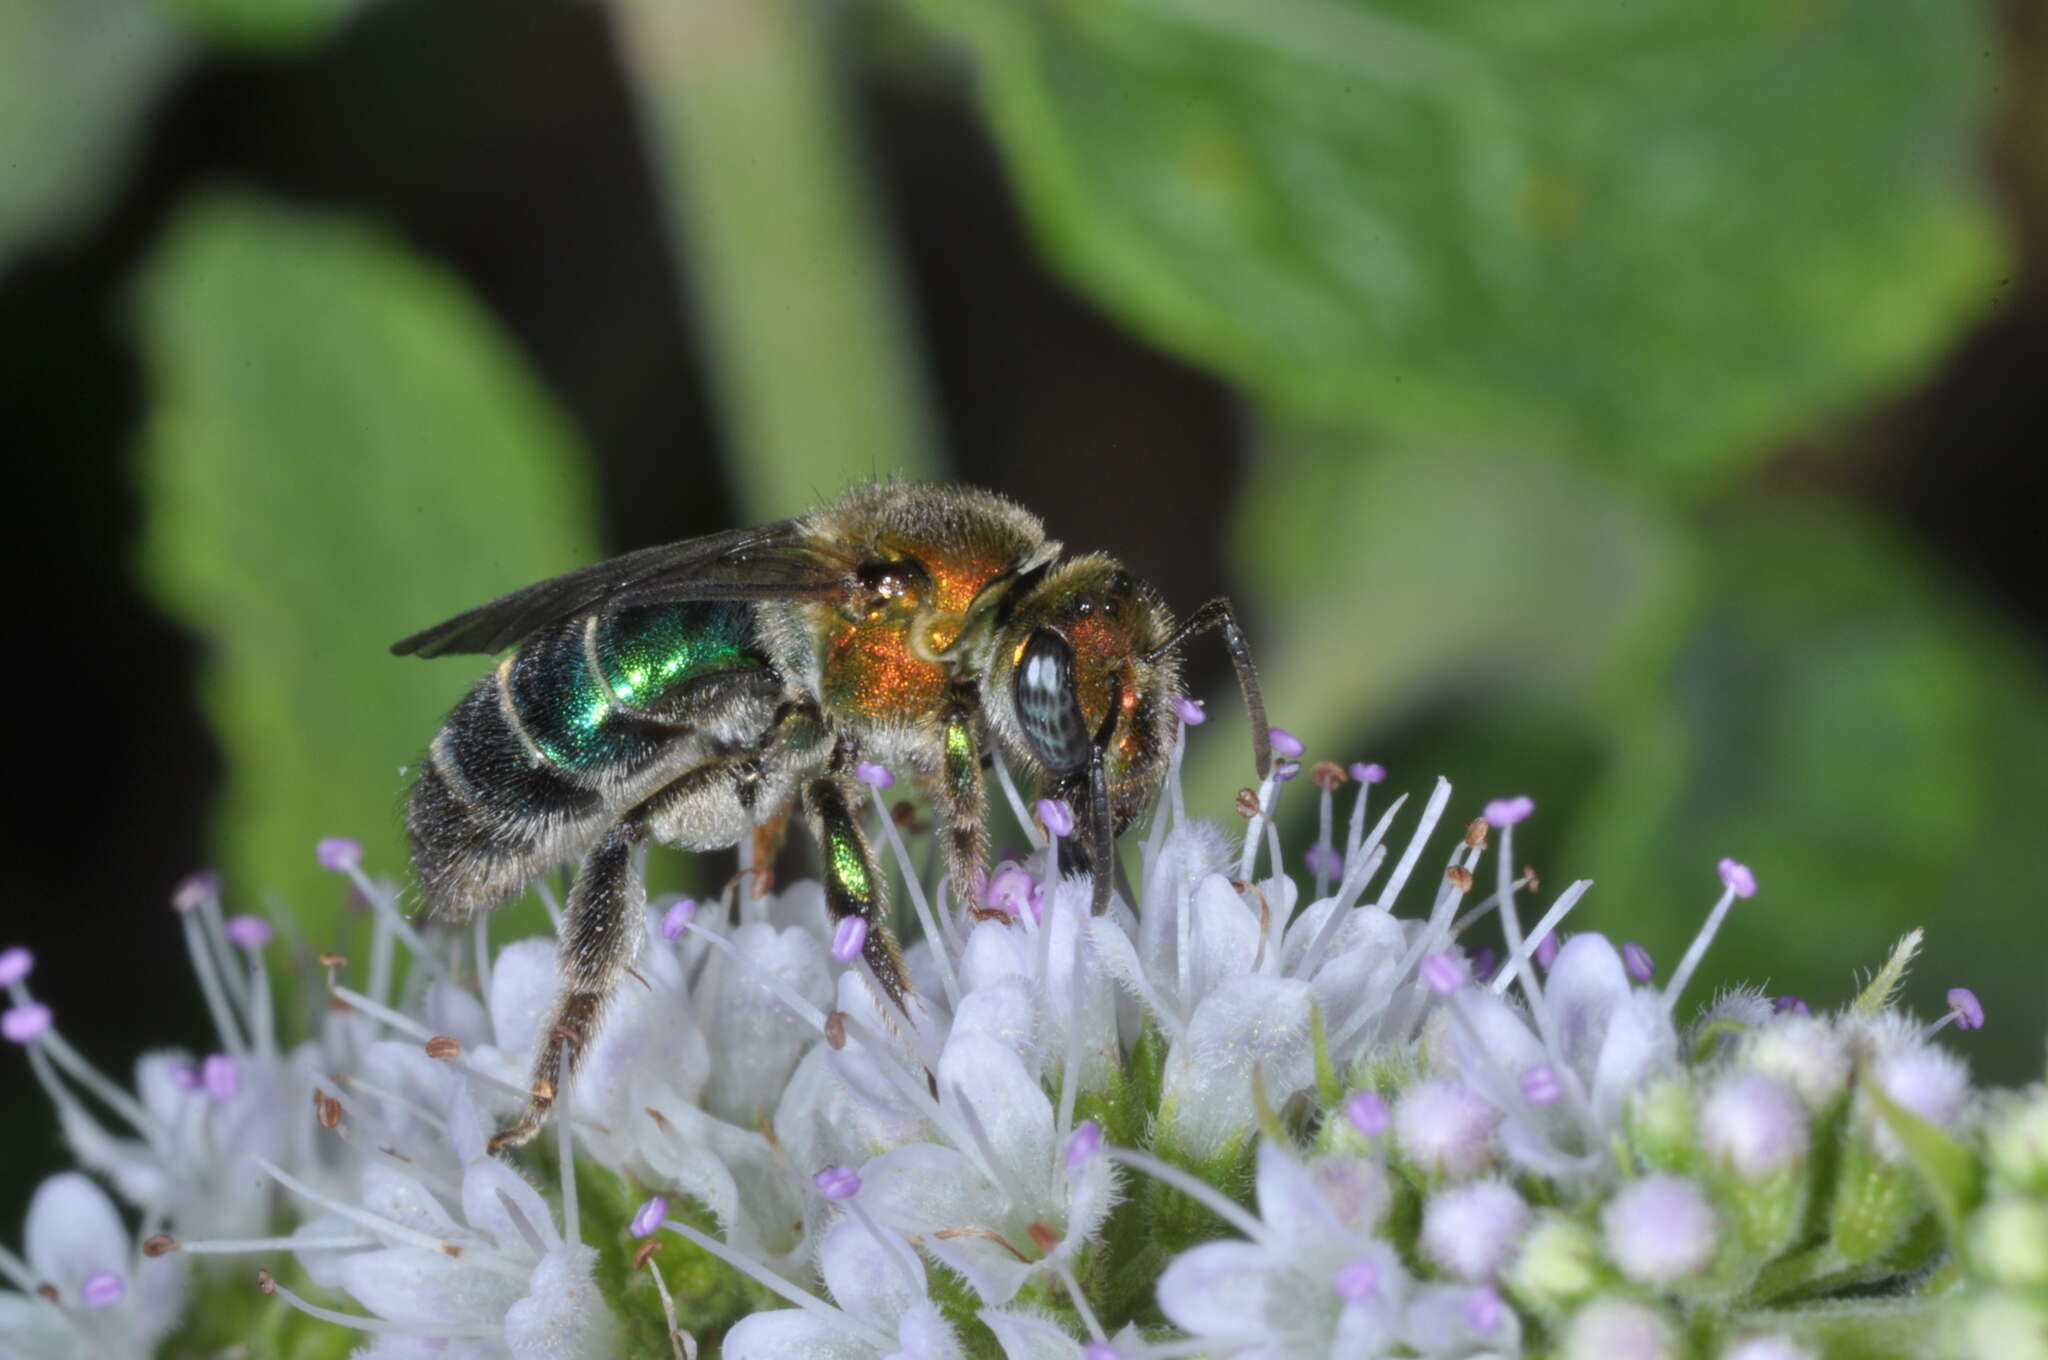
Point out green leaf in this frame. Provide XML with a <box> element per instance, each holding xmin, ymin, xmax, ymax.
<box><xmin>133</xmin><ymin>190</ymin><xmax>600</xmax><ymax>945</ymax></box>
<box><xmin>908</xmin><ymin>0</ymin><xmax>2000</xmax><ymax>482</ymax></box>
<box><xmin>156</xmin><ymin>0</ymin><xmax>360</xmax><ymax>52</ymax></box>
<box><xmin>0</xmin><ymin>0</ymin><xmax>182</xmax><ymax>266</ymax></box>
<box><xmin>1567</xmin><ymin>507</ymin><xmax>2048</xmax><ymax>1083</ymax></box>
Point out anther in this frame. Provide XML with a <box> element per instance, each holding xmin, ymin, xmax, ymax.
<box><xmin>1464</xmin><ymin>818</ymin><xmax>1489</xmax><ymax>849</ymax></box>
<box><xmin>256</xmin><ymin>1269</ymin><xmax>276</xmax><ymax>1296</ymax></box>
<box><xmin>550</xmin><ymin>1025</ymin><xmax>582</xmax><ymax>1049</ymax></box>
<box><xmin>633</xmin><ymin>1238</ymin><xmax>662</xmax><ymax>1270</ymax></box>
<box><xmin>824</xmin><ymin>1011</ymin><xmax>848</xmax><ymax>1050</ymax></box>
<box><xmin>1028</xmin><ymin>1221</ymin><xmax>1059</xmax><ymax>1254</ymax></box>
<box><xmin>1446</xmin><ymin>866</ymin><xmax>1474</xmax><ymax>892</ymax></box>
<box><xmin>1309</xmin><ymin>762</ymin><xmax>1348</xmax><ymax>791</ymax></box>
<box><xmin>1234</xmin><ymin>787</ymin><xmax>1261</xmax><ymax>819</ymax></box>
<box><xmin>317</xmin><ymin>1094</ymin><xmax>342</xmax><ymax>1130</ymax></box>
<box><xmin>424</xmin><ymin>1036</ymin><xmax>461</xmax><ymax>1060</ymax></box>
<box><xmin>1524</xmin><ymin>864</ymin><xmax>1541</xmax><ymax>892</ymax></box>
<box><xmin>143</xmin><ymin>1234</ymin><xmax>178</xmax><ymax>1257</ymax></box>
<box><xmin>317</xmin><ymin>952</ymin><xmax>348</xmax><ymax>969</ymax></box>
<box><xmin>35</xmin><ymin>1284</ymin><xmax>57</xmax><ymax>1303</ymax></box>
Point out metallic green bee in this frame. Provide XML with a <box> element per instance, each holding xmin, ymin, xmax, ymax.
<box><xmin>394</xmin><ymin>483</ymin><xmax>1268</xmax><ymax>1149</ymax></box>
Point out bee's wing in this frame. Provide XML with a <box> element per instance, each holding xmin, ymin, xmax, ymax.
<box><xmin>390</xmin><ymin>520</ymin><xmax>846</xmax><ymax>658</ymax></box>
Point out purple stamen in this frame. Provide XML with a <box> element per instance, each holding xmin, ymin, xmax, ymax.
<box><xmin>1483</xmin><ymin>796</ymin><xmax>1535</xmax><ymax>828</ymax></box>
<box><xmin>1622</xmin><ymin>942</ymin><xmax>1654</xmax><ymax>982</ymax></box>
<box><xmin>169</xmin><ymin>1061</ymin><xmax>203</xmax><ymax>1092</ymax></box>
<box><xmin>1717</xmin><ymin>858</ymin><xmax>1757</xmax><ymax>899</ymax></box>
<box><xmin>1305</xmin><ymin>843</ymin><xmax>1343</xmax><ymax>879</ymax></box>
<box><xmin>1534</xmin><ymin>932</ymin><xmax>1560</xmax><ymax>970</ymax></box>
<box><xmin>1273</xmin><ymin>760</ymin><xmax>1302</xmax><ymax>782</ymax></box>
<box><xmin>814</xmin><ymin>1165</ymin><xmax>861</xmax><ymax>1200</ymax></box>
<box><xmin>224</xmin><ymin>915</ymin><xmax>273</xmax><ymax>950</ymax></box>
<box><xmin>0</xmin><ymin>947</ymin><xmax>31</xmax><ymax>987</ymax></box>
<box><xmin>171</xmin><ymin>871</ymin><xmax>221</xmax><ymax>913</ymax></box>
<box><xmin>629</xmin><ymin>1195</ymin><xmax>669</xmax><ymax>1238</ymax></box>
<box><xmin>1521</xmin><ymin>1065</ymin><xmax>1561</xmax><ymax>1105</ymax></box>
<box><xmin>658</xmin><ymin>897</ymin><xmax>698</xmax><ymax>941</ymax></box>
<box><xmin>854</xmin><ymin>761</ymin><xmax>894</xmax><ymax>790</ymax></box>
<box><xmin>202</xmin><ymin>1053</ymin><xmax>241</xmax><ymax>1100</ymax></box>
<box><xmin>1421</xmin><ymin>951</ymin><xmax>1468</xmax><ymax>996</ymax></box>
<box><xmin>1036</xmin><ymin>798</ymin><xmax>1076</xmax><ymax>839</ymax></box>
<box><xmin>315</xmin><ymin>837</ymin><xmax>363</xmax><ymax>872</ymax></box>
<box><xmin>1345</xmin><ymin>1090</ymin><xmax>1390</xmax><ymax>1137</ymax></box>
<box><xmin>1171</xmin><ymin>695</ymin><xmax>1206</xmax><ymax>726</ymax></box>
<box><xmin>831</xmin><ymin>916</ymin><xmax>868</xmax><ymax>964</ymax></box>
<box><xmin>1773</xmin><ymin>994</ymin><xmax>1810</xmax><ymax>1016</ymax></box>
<box><xmin>1350</xmin><ymin>762</ymin><xmax>1387</xmax><ymax>784</ymax></box>
<box><xmin>1332</xmin><ymin>1257</ymin><xmax>1380</xmax><ymax>1303</ymax></box>
<box><xmin>2</xmin><ymin>1002</ymin><xmax>51</xmax><ymax>1044</ymax></box>
<box><xmin>1470</xmin><ymin>946</ymin><xmax>1498</xmax><ymax>983</ymax></box>
<box><xmin>1270</xmin><ymin>728</ymin><xmax>1305</xmax><ymax>759</ymax></box>
<box><xmin>1946</xmin><ymin>987</ymin><xmax>1985</xmax><ymax>1032</ymax></box>
<box><xmin>1065</xmin><ymin>1119</ymin><xmax>1103</xmax><ymax>1172</ymax></box>
<box><xmin>1465</xmin><ymin>1285</ymin><xmax>1504</xmax><ymax>1334</ymax></box>
<box><xmin>79</xmin><ymin>1272</ymin><xmax>125</xmax><ymax>1309</ymax></box>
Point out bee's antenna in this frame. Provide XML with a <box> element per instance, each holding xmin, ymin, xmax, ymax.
<box><xmin>1145</xmin><ymin>598</ymin><xmax>1270</xmax><ymax>777</ymax></box>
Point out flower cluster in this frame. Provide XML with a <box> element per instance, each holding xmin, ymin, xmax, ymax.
<box><xmin>0</xmin><ymin>714</ymin><xmax>2012</xmax><ymax>1358</ymax></box>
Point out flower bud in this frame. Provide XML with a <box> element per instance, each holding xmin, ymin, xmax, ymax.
<box><xmin>1627</xmin><ymin>1076</ymin><xmax>1697</xmax><ymax>1173</ymax></box>
<box><xmin>1721</xmin><ymin>1336</ymin><xmax>1818</xmax><ymax>1360</ymax></box>
<box><xmin>1741</xmin><ymin>1015</ymin><xmax>1851</xmax><ymax>1111</ymax></box>
<box><xmin>1395</xmin><ymin>1078</ymin><xmax>1499</xmax><ymax>1179</ymax></box>
<box><xmin>1506</xmin><ymin>1213</ymin><xmax>1602</xmax><ymax>1312</ymax></box>
<box><xmin>1421</xmin><ymin>1180</ymin><xmax>1529</xmax><ymax>1281</ymax></box>
<box><xmin>1960</xmin><ymin>1293</ymin><xmax>2048</xmax><ymax>1360</ymax></box>
<box><xmin>1601</xmin><ymin>1175</ymin><xmax>1718</xmax><ymax>1285</ymax></box>
<box><xmin>1564</xmin><ymin>1298</ymin><xmax>1678</xmax><ymax>1360</ymax></box>
<box><xmin>1987</xmin><ymin>1092</ymin><xmax>2048</xmax><ymax>1196</ymax></box>
<box><xmin>1975</xmin><ymin>1199</ymin><xmax>2048</xmax><ymax>1291</ymax></box>
<box><xmin>1699</xmin><ymin>1071</ymin><xmax>1811</xmax><ymax>1258</ymax></box>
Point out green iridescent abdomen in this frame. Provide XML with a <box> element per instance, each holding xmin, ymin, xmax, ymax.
<box><xmin>504</xmin><ymin>602</ymin><xmax>765</xmax><ymax>774</ymax></box>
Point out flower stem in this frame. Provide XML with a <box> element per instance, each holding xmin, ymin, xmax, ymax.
<box><xmin>610</xmin><ymin>0</ymin><xmax>940</xmax><ymax>517</ymax></box>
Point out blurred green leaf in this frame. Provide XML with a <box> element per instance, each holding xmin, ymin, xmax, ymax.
<box><xmin>0</xmin><ymin>0</ymin><xmax>182</xmax><ymax>266</ymax></box>
<box><xmin>157</xmin><ymin>0</ymin><xmax>360</xmax><ymax>52</ymax></box>
<box><xmin>133</xmin><ymin>190</ymin><xmax>599</xmax><ymax>936</ymax></box>
<box><xmin>909</xmin><ymin>0</ymin><xmax>2000</xmax><ymax>484</ymax></box>
<box><xmin>1866</xmin><ymin>1068</ymin><xmax>1983</xmax><ymax>1242</ymax></box>
<box><xmin>1566</xmin><ymin>507</ymin><xmax>2048</xmax><ymax>1081</ymax></box>
<box><xmin>1184</xmin><ymin>430</ymin><xmax>1689</xmax><ymax>817</ymax></box>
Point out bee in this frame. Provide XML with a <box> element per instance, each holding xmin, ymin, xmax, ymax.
<box><xmin>393</xmin><ymin>483</ymin><xmax>1268</xmax><ymax>1149</ymax></box>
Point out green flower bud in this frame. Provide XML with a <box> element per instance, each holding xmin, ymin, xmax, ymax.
<box><xmin>1506</xmin><ymin>1213</ymin><xmax>1603</xmax><ymax>1312</ymax></box>
<box><xmin>1976</xmin><ymin>1199</ymin><xmax>2048</xmax><ymax>1291</ymax></box>
<box><xmin>1628</xmin><ymin>1075</ymin><xmax>1698</xmax><ymax>1173</ymax></box>
<box><xmin>1960</xmin><ymin>1292</ymin><xmax>2048</xmax><ymax>1360</ymax></box>
<box><xmin>1987</xmin><ymin>1092</ymin><xmax>2048</xmax><ymax>1196</ymax></box>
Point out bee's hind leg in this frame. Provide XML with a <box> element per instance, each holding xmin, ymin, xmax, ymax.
<box><xmin>490</xmin><ymin>818</ymin><xmax>645</xmax><ymax>1153</ymax></box>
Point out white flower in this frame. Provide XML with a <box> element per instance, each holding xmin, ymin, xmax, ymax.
<box><xmin>856</xmin><ymin>1010</ymin><xmax>1118</xmax><ymax>1306</ymax></box>
<box><xmin>722</xmin><ymin>1217</ymin><xmax>965</xmax><ymax>1360</ymax></box>
<box><xmin>0</xmin><ymin>1172</ymin><xmax>187</xmax><ymax>1358</ymax></box>
<box><xmin>246</xmin><ymin>1067</ymin><xmax>616</xmax><ymax>1358</ymax></box>
<box><xmin>1153</xmin><ymin>1141</ymin><xmax>1519</xmax><ymax>1358</ymax></box>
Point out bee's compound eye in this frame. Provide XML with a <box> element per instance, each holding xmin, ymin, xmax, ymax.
<box><xmin>1012</xmin><ymin>628</ymin><xmax>1093</xmax><ymax>775</ymax></box>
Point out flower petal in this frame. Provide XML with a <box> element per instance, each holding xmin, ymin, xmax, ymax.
<box><xmin>1156</xmin><ymin>1239</ymin><xmax>1321</xmax><ymax>1341</ymax></box>
<box><xmin>1544</xmin><ymin>934</ymin><xmax>1630</xmax><ymax>1072</ymax></box>
<box><xmin>720</xmin><ymin>1308</ymin><xmax>874</xmax><ymax>1360</ymax></box>
<box><xmin>1159</xmin><ymin>975</ymin><xmax>1317</xmax><ymax>1161</ymax></box>
<box><xmin>23</xmin><ymin>1172</ymin><xmax>128</xmax><ymax>1289</ymax></box>
<box><xmin>336</xmin><ymin>1246</ymin><xmax>522</xmax><ymax>1326</ymax></box>
<box><xmin>817</xmin><ymin>1218</ymin><xmax>925</xmax><ymax>1330</ymax></box>
<box><xmin>981</xmin><ymin>1306</ymin><xmax>1088</xmax><ymax>1360</ymax></box>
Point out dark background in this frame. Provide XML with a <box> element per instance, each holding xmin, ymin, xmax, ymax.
<box><xmin>4</xmin><ymin>0</ymin><xmax>2044</xmax><ymax>1229</ymax></box>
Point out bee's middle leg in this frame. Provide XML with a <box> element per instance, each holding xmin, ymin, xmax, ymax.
<box><xmin>936</xmin><ymin>682</ymin><xmax>990</xmax><ymax>909</ymax></box>
<box><xmin>805</xmin><ymin>744</ymin><xmax>913</xmax><ymax>1010</ymax></box>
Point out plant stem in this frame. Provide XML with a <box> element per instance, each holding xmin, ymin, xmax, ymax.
<box><xmin>610</xmin><ymin>0</ymin><xmax>941</xmax><ymax>519</ymax></box>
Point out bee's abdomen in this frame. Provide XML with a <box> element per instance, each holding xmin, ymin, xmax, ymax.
<box><xmin>407</xmin><ymin>601</ymin><xmax>771</xmax><ymax>920</ymax></box>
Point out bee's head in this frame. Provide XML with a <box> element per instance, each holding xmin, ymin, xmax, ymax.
<box><xmin>987</xmin><ymin>555</ymin><xmax>1180</xmax><ymax>881</ymax></box>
